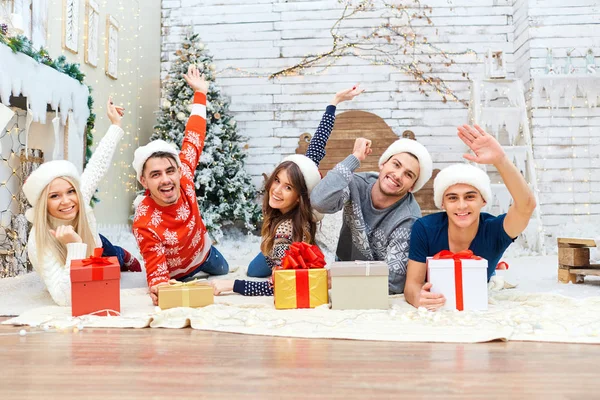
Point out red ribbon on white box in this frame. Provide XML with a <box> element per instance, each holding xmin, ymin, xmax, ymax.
<box><xmin>433</xmin><ymin>250</ymin><xmax>482</xmax><ymax>311</ymax></box>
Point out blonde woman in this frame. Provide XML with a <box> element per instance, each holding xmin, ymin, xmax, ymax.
<box><xmin>23</xmin><ymin>99</ymin><xmax>140</xmax><ymax>306</ymax></box>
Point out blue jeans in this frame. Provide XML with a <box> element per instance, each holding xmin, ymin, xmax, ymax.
<box><xmin>99</xmin><ymin>234</ymin><xmax>126</xmax><ymax>269</ymax></box>
<box><xmin>246</xmin><ymin>252</ymin><xmax>272</xmax><ymax>278</ymax></box>
<box><xmin>180</xmin><ymin>246</ymin><xmax>229</xmax><ymax>281</ymax></box>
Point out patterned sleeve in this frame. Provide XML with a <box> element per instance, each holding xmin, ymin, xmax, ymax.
<box><xmin>178</xmin><ymin>92</ymin><xmax>207</xmax><ymax>182</ymax></box>
<box><xmin>233</xmin><ymin>280</ymin><xmax>274</xmax><ymax>296</ymax></box>
<box><xmin>310</xmin><ymin>155</ymin><xmax>359</xmax><ymax>214</ymax></box>
<box><xmin>269</xmin><ymin>220</ymin><xmax>294</xmax><ymax>269</ymax></box>
<box><xmin>133</xmin><ymin>225</ymin><xmax>170</xmax><ymax>287</ymax></box>
<box><xmin>305</xmin><ymin>105</ymin><xmax>336</xmax><ymax>167</ymax></box>
<box><xmin>386</xmin><ymin>218</ymin><xmax>416</xmax><ymax>294</ymax></box>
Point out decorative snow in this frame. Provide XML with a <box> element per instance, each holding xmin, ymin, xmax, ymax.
<box><xmin>0</xmin><ymin>43</ymin><xmax>90</xmax><ymax>136</ymax></box>
<box><xmin>533</xmin><ymin>75</ymin><xmax>600</xmax><ymax>109</ymax></box>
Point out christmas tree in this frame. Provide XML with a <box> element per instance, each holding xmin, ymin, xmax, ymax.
<box><xmin>153</xmin><ymin>34</ymin><xmax>261</xmax><ymax>241</ymax></box>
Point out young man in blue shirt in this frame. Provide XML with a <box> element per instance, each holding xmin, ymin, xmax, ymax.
<box><xmin>404</xmin><ymin>124</ymin><xmax>537</xmax><ymax>311</ymax></box>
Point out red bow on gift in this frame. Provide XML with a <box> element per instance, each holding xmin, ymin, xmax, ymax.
<box><xmin>278</xmin><ymin>242</ymin><xmax>326</xmax><ymax>270</ymax></box>
<box><xmin>433</xmin><ymin>250</ymin><xmax>482</xmax><ymax>261</ymax></box>
<box><xmin>432</xmin><ymin>250</ymin><xmax>482</xmax><ymax>311</ymax></box>
<box><xmin>78</xmin><ymin>248</ymin><xmax>114</xmax><ymax>267</ymax></box>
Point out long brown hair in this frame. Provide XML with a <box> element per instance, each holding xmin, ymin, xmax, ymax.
<box><xmin>260</xmin><ymin>161</ymin><xmax>316</xmax><ymax>255</ymax></box>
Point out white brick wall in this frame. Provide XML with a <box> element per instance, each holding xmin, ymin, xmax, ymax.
<box><xmin>161</xmin><ymin>0</ymin><xmax>600</xmax><ymax>237</ymax></box>
<box><xmin>513</xmin><ymin>0</ymin><xmax>600</xmax><ymax>235</ymax></box>
<box><xmin>161</xmin><ymin>0</ymin><xmax>513</xmax><ymax>178</ymax></box>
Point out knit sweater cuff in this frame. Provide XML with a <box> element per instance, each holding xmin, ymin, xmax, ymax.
<box><xmin>325</xmin><ymin>105</ymin><xmax>337</xmax><ymax>115</ymax></box>
<box><xmin>66</xmin><ymin>243</ymin><xmax>88</xmax><ymax>264</ymax></box>
<box><xmin>341</xmin><ymin>154</ymin><xmax>361</xmax><ymax>172</ymax></box>
<box><xmin>233</xmin><ymin>279</ymin><xmax>245</xmax><ymax>295</ymax></box>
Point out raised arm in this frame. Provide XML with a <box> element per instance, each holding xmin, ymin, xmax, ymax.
<box><xmin>80</xmin><ymin>98</ymin><xmax>124</xmax><ymax>204</ymax></box>
<box><xmin>305</xmin><ymin>85</ymin><xmax>364</xmax><ymax>167</ymax></box>
<box><xmin>310</xmin><ymin>137</ymin><xmax>372</xmax><ymax>214</ymax></box>
<box><xmin>458</xmin><ymin>124</ymin><xmax>536</xmax><ymax>239</ymax></box>
<box><xmin>178</xmin><ymin>65</ymin><xmax>209</xmax><ymax>178</ymax></box>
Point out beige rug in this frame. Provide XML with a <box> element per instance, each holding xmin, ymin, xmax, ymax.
<box><xmin>4</xmin><ymin>286</ymin><xmax>600</xmax><ymax>344</ymax></box>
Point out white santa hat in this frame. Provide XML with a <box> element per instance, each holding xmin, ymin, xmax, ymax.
<box><xmin>281</xmin><ymin>154</ymin><xmax>321</xmax><ymax>195</ymax></box>
<box><xmin>22</xmin><ymin>160</ymin><xmax>81</xmax><ymax>222</ymax></box>
<box><xmin>280</xmin><ymin>154</ymin><xmax>323</xmax><ymax>221</ymax></box>
<box><xmin>132</xmin><ymin>139</ymin><xmax>182</xmax><ymax>183</ymax></box>
<box><xmin>378</xmin><ymin>139</ymin><xmax>433</xmax><ymax>193</ymax></box>
<box><xmin>433</xmin><ymin>163</ymin><xmax>492</xmax><ymax>209</ymax></box>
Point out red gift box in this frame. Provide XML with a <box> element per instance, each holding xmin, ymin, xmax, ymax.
<box><xmin>70</xmin><ymin>248</ymin><xmax>120</xmax><ymax>317</ymax></box>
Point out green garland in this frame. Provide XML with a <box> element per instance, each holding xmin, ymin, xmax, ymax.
<box><xmin>0</xmin><ymin>32</ymin><xmax>98</xmax><ymax>205</ymax></box>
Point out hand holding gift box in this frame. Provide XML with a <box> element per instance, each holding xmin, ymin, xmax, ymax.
<box><xmin>273</xmin><ymin>242</ymin><xmax>328</xmax><ymax>310</ymax></box>
<box><xmin>427</xmin><ymin>250</ymin><xmax>488</xmax><ymax>311</ymax></box>
<box><xmin>158</xmin><ymin>280</ymin><xmax>214</xmax><ymax>310</ymax></box>
<box><xmin>70</xmin><ymin>248</ymin><xmax>120</xmax><ymax>317</ymax></box>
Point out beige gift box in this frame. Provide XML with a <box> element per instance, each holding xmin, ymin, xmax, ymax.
<box><xmin>158</xmin><ymin>281</ymin><xmax>214</xmax><ymax>310</ymax></box>
<box><xmin>329</xmin><ymin>261</ymin><xmax>389</xmax><ymax>310</ymax></box>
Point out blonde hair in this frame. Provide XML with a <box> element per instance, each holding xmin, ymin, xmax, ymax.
<box><xmin>33</xmin><ymin>177</ymin><xmax>97</xmax><ymax>265</ymax></box>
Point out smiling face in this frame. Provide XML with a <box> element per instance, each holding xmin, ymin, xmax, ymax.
<box><xmin>268</xmin><ymin>168</ymin><xmax>300</xmax><ymax>215</ymax></box>
<box><xmin>442</xmin><ymin>183</ymin><xmax>487</xmax><ymax>228</ymax></box>
<box><xmin>140</xmin><ymin>155</ymin><xmax>182</xmax><ymax>207</ymax></box>
<box><xmin>46</xmin><ymin>178</ymin><xmax>79</xmax><ymax>220</ymax></box>
<box><xmin>377</xmin><ymin>153</ymin><xmax>420</xmax><ymax>198</ymax></box>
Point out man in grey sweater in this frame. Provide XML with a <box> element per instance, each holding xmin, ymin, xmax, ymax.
<box><xmin>310</xmin><ymin>137</ymin><xmax>433</xmax><ymax>294</ymax></box>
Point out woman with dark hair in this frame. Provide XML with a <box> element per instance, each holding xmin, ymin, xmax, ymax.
<box><xmin>209</xmin><ymin>85</ymin><xmax>364</xmax><ymax>296</ymax></box>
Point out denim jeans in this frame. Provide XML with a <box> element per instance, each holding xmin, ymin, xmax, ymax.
<box><xmin>99</xmin><ymin>234</ymin><xmax>126</xmax><ymax>269</ymax></box>
<box><xmin>180</xmin><ymin>246</ymin><xmax>229</xmax><ymax>281</ymax></box>
<box><xmin>246</xmin><ymin>252</ymin><xmax>272</xmax><ymax>278</ymax></box>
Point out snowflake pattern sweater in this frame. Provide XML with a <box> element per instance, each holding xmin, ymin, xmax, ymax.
<box><xmin>232</xmin><ymin>105</ymin><xmax>337</xmax><ymax>297</ymax></box>
<box><xmin>133</xmin><ymin>92</ymin><xmax>211</xmax><ymax>288</ymax></box>
<box><xmin>27</xmin><ymin>124</ymin><xmax>124</xmax><ymax>306</ymax></box>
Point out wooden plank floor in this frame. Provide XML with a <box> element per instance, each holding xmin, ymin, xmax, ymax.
<box><xmin>1</xmin><ymin>318</ymin><xmax>599</xmax><ymax>399</ymax></box>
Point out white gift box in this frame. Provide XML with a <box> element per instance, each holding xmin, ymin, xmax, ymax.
<box><xmin>426</xmin><ymin>255</ymin><xmax>488</xmax><ymax>311</ymax></box>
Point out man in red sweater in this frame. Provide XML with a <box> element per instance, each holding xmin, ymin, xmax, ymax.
<box><xmin>132</xmin><ymin>65</ymin><xmax>228</xmax><ymax>305</ymax></box>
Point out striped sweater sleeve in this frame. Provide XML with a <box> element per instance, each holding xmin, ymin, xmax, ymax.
<box><xmin>305</xmin><ymin>105</ymin><xmax>336</xmax><ymax>167</ymax></box>
<box><xmin>233</xmin><ymin>280</ymin><xmax>274</xmax><ymax>296</ymax></box>
<box><xmin>178</xmin><ymin>92</ymin><xmax>207</xmax><ymax>181</ymax></box>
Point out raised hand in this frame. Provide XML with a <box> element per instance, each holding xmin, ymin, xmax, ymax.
<box><xmin>458</xmin><ymin>124</ymin><xmax>506</xmax><ymax>165</ymax></box>
<box><xmin>49</xmin><ymin>225</ymin><xmax>82</xmax><ymax>246</ymax></box>
<box><xmin>352</xmin><ymin>137</ymin><xmax>372</xmax><ymax>162</ymax></box>
<box><xmin>331</xmin><ymin>84</ymin><xmax>365</xmax><ymax>106</ymax></box>
<box><xmin>106</xmin><ymin>97</ymin><xmax>125</xmax><ymax>126</ymax></box>
<box><xmin>183</xmin><ymin>64</ymin><xmax>209</xmax><ymax>94</ymax></box>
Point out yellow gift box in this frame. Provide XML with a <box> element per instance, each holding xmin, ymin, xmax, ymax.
<box><xmin>273</xmin><ymin>269</ymin><xmax>328</xmax><ymax>310</ymax></box>
<box><xmin>158</xmin><ymin>281</ymin><xmax>214</xmax><ymax>310</ymax></box>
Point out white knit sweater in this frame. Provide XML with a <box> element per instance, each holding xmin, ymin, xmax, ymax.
<box><xmin>27</xmin><ymin>125</ymin><xmax>124</xmax><ymax>306</ymax></box>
